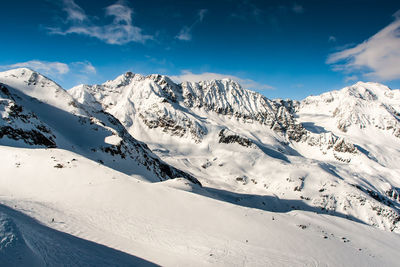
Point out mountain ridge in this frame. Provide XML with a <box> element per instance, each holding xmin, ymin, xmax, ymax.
<box><xmin>0</xmin><ymin>68</ymin><xmax>200</xmax><ymax>185</ymax></box>
<box><xmin>1</xmin><ymin>68</ymin><xmax>399</xmax><ymax>233</ymax></box>
<box><xmin>66</xmin><ymin>69</ymin><xmax>400</xmax><ymax>233</ymax></box>
<box><xmin>1</xmin><ymin>67</ymin><xmax>400</xmax><ymax>265</ymax></box>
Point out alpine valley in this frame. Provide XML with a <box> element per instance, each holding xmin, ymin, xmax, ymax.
<box><xmin>1</xmin><ymin>68</ymin><xmax>399</xmax><ymax>266</ymax></box>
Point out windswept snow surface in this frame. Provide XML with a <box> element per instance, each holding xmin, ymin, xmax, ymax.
<box><xmin>0</xmin><ymin>146</ymin><xmax>399</xmax><ymax>266</ymax></box>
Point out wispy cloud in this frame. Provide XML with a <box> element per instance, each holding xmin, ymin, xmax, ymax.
<box><xmin>292</xmin><ymin>3</ymin><xmax>305</xmax><ymax>14</ymax></box>
<box><xmin>344</xmin><ymin>75</ymin><xmax>358</xmax><ymax>83</ymax></box>
<box><xmin>176</xmin><ymin>26</ymin><xmax>192</xmax><ymax>41</ymax></box>
<box><xmin>176</xmin><ymin>9</ymin><xmax>208</xmax><ymax>41</ymax></box>
<box><xmin>327</xmin><ymin>10</ymin><xmax>400</xmax><ymax>81</ymax></box>
<box><xmin>71</xmin><ymin>61</ymin><xmax>97</xmax><ymax>74</ymax></box>
<box><xmin>2</xmin><ymin>60</ymin><xmax>70</xmax><ymax>76</ymax></box>
<box><xmin>328</xmin><ymin>36</ymin><xmax>336</xmax><ymax>42</ymax></box>
<box><xmin>62</xmin><ymin>0</ymin><xmax>86</xmax><ymax>22</ymax></box>
<box><xmin>0</xmin><ymin>60</ymin><xmax>97</xmax><ymax>86</ymax></box>
<box><xmin>170</xmin><ymin>70</ymin><xmax>274</xmax><ymax>91</ymax></box>
<box><xmin>49</xmin><ymin>0</ymin><xmax>152</xmax><ymax>45</ymax></box>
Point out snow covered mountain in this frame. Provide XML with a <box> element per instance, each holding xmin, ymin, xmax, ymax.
<box><xmin>0</xmin><ymin>68</ymin><xmax>199</xmax><ymax>184</ymax></box>
<box><xmin>1</xmin><ymin>68</ymin><xmax>400</xmax><ymax>266</ymax></box>
<box><xmin>299</xmin><ymin>82</ymin><xmax>400</xmax><ymax>136</ymax></box>
<box><xmin>70</xmin><ymin>71</ymin><xmax>400</xmax><ymax>233</ymax></box>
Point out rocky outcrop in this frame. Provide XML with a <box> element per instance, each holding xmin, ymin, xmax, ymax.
<box><xmin>305</xmin><ymin>132</ymin><xmax>357</xmax><ymax>160</ymax></box>
<box><xmin>139</xmin><ymin>112</ymin><xmax>207</xmax><ymax>143</ymax></box>
<box><xmin>0</xmin><ymin>84</ymin><xmax>56</xmax><ymax>148</ymax></box>
<box><xmin>218</xmin><ymin>129</ymin><xmax>253</xmax><ymax>147</ymax></box>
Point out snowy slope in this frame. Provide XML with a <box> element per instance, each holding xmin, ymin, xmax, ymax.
<box><xmin>0</xmin><ymin>68</ymin><xmax>199</xmax><ymax>184</ymax></box>
<box><xmin>0</xmin><ymin>205</ymin><xmax>154</xmax><ymax>266</ymax></box>
<box><xmin>298</xmin><ymin>82</ymin><xmax>400</xmax><ymax>169</ymax></box>
<box><xmin>70</xmin><ymin>72</ymin><xmax>400</xmax><ymax>233</ymax></box>
<box><xmin>0</xmin><ymin>145</ymin><xmax>399</xmax><ymax>266</ymax></box>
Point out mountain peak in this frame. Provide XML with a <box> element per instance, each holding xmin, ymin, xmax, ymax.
<box><xmin>347</xmin><ymin>81</ymin><xmax>391</xmax><ymax>96</ymax></box>
<box><xmin>300</xmin><ymin>80</ymin><xmax>400</xmax><ymax>135</ymax></box>
<box><xmin>103</xmin><ymin>71</ymin><xmax>145</xmax><ymax>88</ymax></box>
<box><xmin>0</xmin><ymin>67</ymin><xmax>62</xmax><ymax>89</ymax></box>
<box><xmin>1</xmin><ymin>67</ymin><xmax>39</xmax><ymax>80</ymax></box>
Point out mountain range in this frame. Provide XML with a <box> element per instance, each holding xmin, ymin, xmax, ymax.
<box><xmin>1</xmin><ymin>68</ymin><xmax>399</xmax><ymax>266</ymax></box>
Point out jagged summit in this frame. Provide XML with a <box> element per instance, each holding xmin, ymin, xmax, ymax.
<box><xmin>71</xmin><ymin>71</ymin><xmax>307</xmax><ymax>143</ymax></box>
<box><xmin>299</xmin><ymin>81</ymin><xmax>400</xmax><ymax>136</ymax></box>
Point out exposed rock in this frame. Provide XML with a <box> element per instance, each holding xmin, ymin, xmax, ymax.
<box><xmin>218</xmin><ymin>129</ymin><xmax>253</xmax><ymax>147</ymax></box>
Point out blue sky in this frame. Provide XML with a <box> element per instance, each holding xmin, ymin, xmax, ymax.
<box><xmin>1</xmin><ymin>0</ymin><xmax>400</xmax><ymax>99</ymax></box>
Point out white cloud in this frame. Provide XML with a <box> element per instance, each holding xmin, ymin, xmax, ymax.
<box><xmin>170</xmin><ymin>70</ymin><xmax>274</xmax><ymax>91</ymax></box>
<box><xmin>327</xmin><ymin>10</ymin><xmax>400</xmax><ymax>81</ymax></box>
<box><xmin>0</xmin><ymin>60</ymin><xmax>96</xmax><ymax>79</ymax></box>
<box><xmin>63</xmin><ymin>0</ymin><xmax>87</xmax><ymax>22</ymax></box>
<box><xmin>4</xmin><ymin>60</ymin><xmax>70</xmax><ymax>76</ymax></box>
<box><xmin>344</xmin><ymin>75</ymin><xmax>359</xmax><ymax>83</ymax></box>
<box><xmin>292</xmin><ymin>4</ymin><xmax>304</xmax><ymax>14</ymax></box>
<box><xmin>328</xmin><ymin>36</ymin><xmax>336</xmax><ymax>42</ymax></box>
<box><xmin>176</xmin><ymin>9</ymin><xmax>208</xmax><ymax>41</ymax></box>
<box><xmin>49</xmin><ymin>0</ymin><xmax>152</xmax><ymax>45</ymax></box>
<box><xmin>71</xmin><ymin>61</ymin><xmax>97</xmax><ymax>74</ymax></box>
<box><xmin>176</xmin><ymin>26</ymin><xmax>192</xmax><ymax>41</ymax></box>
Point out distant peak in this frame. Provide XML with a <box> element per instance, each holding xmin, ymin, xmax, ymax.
<box><xmin>352</xmin><ymin>81</ymin><xmax>386</xmax><ymax>87</ymax></box>
<box><xmin>124</xmin><ymin>71</ymin><xmax>137</xmax><ymax>78</ymax></box>
<box><xmin>2</xmin><ymin>67</ymin><xmax>37</xmax><ymax>76</ymax></box>
<box><xmin>0</xmin><ymin>67</ymin><xmax>64</xmax><ymax>90</ymax></box>
<box><xmin>345</xmin><ymin>81</ymin><xmax>391</xmax><ymax>98</ymax></box>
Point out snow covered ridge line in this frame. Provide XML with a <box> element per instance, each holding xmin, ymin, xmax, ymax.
<box><xmin>70</xmin><ymin>70</ymin><xmax>359</xmax><ymax>160</ymax></box>
<box><xmin>0</xmin><ymin>68</ymin><xmax>200</xmax><ymax>185</ymax></box>
<box><xmin>300</xmin><ymin>82</ymin><xmax>400</xmax><ymax>138</ymax></box>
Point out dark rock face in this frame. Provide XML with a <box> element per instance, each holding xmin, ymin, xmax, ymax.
<box><xmin>27</xmin><ymin>72</ymin><xmax>39</xmax><ymax>86</ymax></box>
<box><xmin>138</xmin><ymin>112</ymin><xmax>207</xmax><ymax>143</ymax></box>
<box><xmin>270</xmin><ymin>100</ymin><xmax>308</xmax><ymax>142</ymax></box>
<box><xmin>333</xmin><ymin>139</ymin><xmax>357</xmax><ymax>153</ymax></box>
<box><xmin>218</xmin><ymin>129</ymin><xmax>253</xmax><ymax>147</ymax></box>
<box><xmin>386</xmin><ymin>188</ymin><xmax>400</xmax><ymax>202</ymax></box>
<box><xmin>0</xmin><ymin>85</ymin><xmax>13</xmax><ymax>99</ymax></box>
<box><xmin>0</xmin><ymin>84</ymin><xmax>57</xmax><ymax>148</ymax></box>
<box><xmin>0</xmin><ymin>126</ymin><xmax>56</xmax><ymax>148</ymax></box>
<box><xmin>140</xmin><ymin>113</ymin><xmax>186</xmax><ymax>137</ymax></box>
